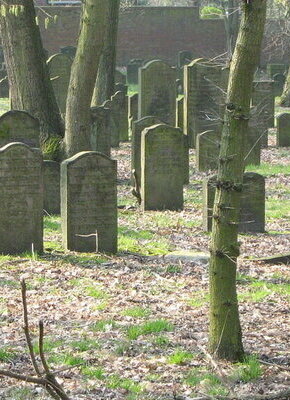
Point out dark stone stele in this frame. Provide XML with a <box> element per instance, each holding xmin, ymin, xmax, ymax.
<box><xmin>61</xmin><ymin>151</ymin><xmax>117</xmax><ymax>254</ymax></box>
<box><xmin>128</xmin><ymin>93</ymin><xmax>138</xmax><ymax>139</ymax></box>
<box><xmin>0</xmin><ymin>143</ymin><xmax>43</xmax><ymax>254</ymax></box>
<box><xmin>60</xmin><ymin>45</ymin><xmax>77</xmax><ymax>59</ymax></box>
<box><xmin>43</xmin><ymin>161</ymin><xmax>60</xmax><ymax>215</ymax></box>
<box><xmin>276</xmin><ymin>113</ymin><xmax>290</xmax><ymax>147</ymax></box>
<box><xmin>115</xmin><ymin>69</ymin><xmax>126</xmax><ymax>84</ymax></box>
<box><xmin>176</xmin><ymin>96</ymin><xmax>184</xmax><ymax>130</ymax></box>
<box><xmin>0</xmin><ymin>110</ymin><xmax>40</xmax><ymax>148</ymax></box>
<box><xmin>177</xmin><ymin>50</ymin><xmax>193</xmax><ymax>68</ymax></box>
<box><xmin>138</xmin><ymin>60</ymin><xmax>176</xmax><ymax>125</ymax></box>
<box><xmin>127</xmin><ymin>59</ymin><xmax>144</xmax><ymax>85</ymax></box>
<box><xmin>252</xmin><ymin>80</ymin><xmax>275</xmax><ymax>129</ymax></box>
<box><xmin>203</xmin><ymin>172</ymin><xmax>265</xmax><ymax>233</ymax></box>
<box><xmin>196</xmin><ymin>129</ymin><xmax>221</xmax><ymax>172</ymax></box>
<box><xmin>141</xmin><ymin>124</ymin><xmax>184</xmax><ymax>211</ymax></box>
<box><xmin>90</xmin><ymin>105</ymin><xmax>111</xmax><ymax>157</ymax></box>
<box><xmin>111</xmin><ymin>90</ymin><xmax>129</xmax><ymax>142</ymax></box>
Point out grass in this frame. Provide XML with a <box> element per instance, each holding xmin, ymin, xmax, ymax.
<box><xmin>82</xmin><ymin>366</ymin><xmax>105</xmax><ymax>380</ymax></box>
<box><xmin>246</xmin><ymin>163</ymin><xmax>290</xmax><ymax>176</ymax></box>
<box><xmin>239</xmin><ymin>280</ymin><xmax>290</xmax><ymax>302</ymax></box>
<box><xmin>167</xmin><ymin>349</ymin><xmax>194</xmax><ymax>365</ymax></box>
<box><xmin>232</xmin><ymin>355</ymin><xmax>262</xmax><ymax>383</ymax></box>
<box><xmin>91</xmin><ymin>319</ymin><xmax>117</xmax><ymax>332</ymax></box>
<box><xmin>48</xmin><ymin>353</ymin><xmax>85</xmax><ymax>366</ymax></box>
<box><xmin>118</xmin><ymin>227</ymin><xmax>170</xmax><ymax>255</ymax></box>
<box><xmin>127</xmin><ymin>319</ymin><xmax>173</xmax><ymax>340</ymax></box>
<box><xmin>70</xmin><ymin>338</ymin><xmax>99</xmax><ymax>352</ymax></box>
<box><xmin>185</xmin><ymin>368</ymin><xmax>221</xmax><ymax>387</ymax></box>
<box><xmin>33</xmin><ymin>338</ymin><xmax>63</xmax><ymax>355</ymax></box>
<box><xmin>187</xmin><ymin>291</ymin><xmax>209</xmax><ymax>307</ymax></box>
<box><xmin>0</xmin><ymin>347</ymin><xmax>15</xmax><ymax>362</ymax></box>
<box><xmin>122</xmin><ymin>306</ymin><xmax>151</xmax><ymax>318</ymax></box>
<box><xmin>107</xmin><ymin>374</ymin><xmax>143</xmax><ymax>394</ymax></box>
<box><xmin>44</xmin><ymin>215</ymin><xmax>61</xmax><ymax>233</ymax></box>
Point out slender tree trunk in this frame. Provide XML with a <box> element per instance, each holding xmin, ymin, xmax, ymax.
<box><xmin>280</xmin><ymin>66</ymin><xmax>290</xmax><ymax>106</ymax></box>
<box><xmin>0</xmin><ymin>0</ymin><xmax>64</xmax><ymax>146</ymax></box>
<box><xmin>91</xmin><ymin>0</ymin><xmax>120</xmax><ymax>107</ymax></box>
<box><xmin>209</xmin><ymin>0</ymin><xmax>267</xmax><ymax>361</ymax></box>
<box><xmin>64</xmin><ymin>0</ymin><xmax>109</xmax><ymax>157</ymax></box>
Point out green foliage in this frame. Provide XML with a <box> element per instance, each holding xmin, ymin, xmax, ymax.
<box><xmin>167</xmin><ymin>349</ymin><xmax>193</xmax><ymax>365</ymax></box>
<box><xmin>232</xmin><ymin>355</ymin><xmax>262</xmax><ymax>382</ymax></box>
<box><xmin>122</xmin><ymin>306</ymin><xmax>151</xmax><ymax>318</ymax></box>
<box><xmin>42</xmin><ymin>136</ymin><xmax>63</xmax><ymax>161</ymax></box>
<box><xmin>127</xmin><ymin>319</ymin><xmax>173</xmax><ymax>340</ymax></box>
<box><xmin>33</xmin><ymin>338</ymin><xmax>63</xmax><ymax>355</ymax></box>
<box><xmin>0</xmin><ymin>347</ymin><xmax>15</xmax><ymax>362</ymax></box>
<box><xmin>200</xmin><ymin>5</ymin><xmax>223</xmax><ymax>19</ymax></box>
<box><xmin>91</xmin><ymin>319</ymin><xmax>117</xmax><ymax>332</ymax></box>
<box><xmin>82</xmin><ymin>366</ymin><xmax>105</xmax><ymax>379</ymax></box>
<box><xmin>107</xmin><ymin>374</ymin><xmax>143</xmax><ymax>394</ymax></box>
<box><xmin>70</xmin><ymin>338</ymin><xmax>99</xmax><ymax>352</ymax></box>
<box><xmin>153</xmin><ymin>335</ymin><xmax>170</xmax><ymax>347</ymax></box>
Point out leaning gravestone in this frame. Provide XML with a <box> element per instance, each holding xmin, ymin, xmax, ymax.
<box><xmin>138</xmin><ymin>60</ymin><xmax>176</xmax><ymax>125</ymax></box>
<box><xmin>43</xmin><ymin>161</ymin><xmax>60</xmax><ymax>215</ymax></box>
<box><xmin>0</xmin><ymin>110</ymin><xmax>40</xmax><ymax>148</ymax></box>
<box><xmin>203</xmin><ymin>172</ymin><xmax>265</xmax><ymax>233</ymax></box>
<box><xmin>196</xmin><ymin>129</ymin><xmax>221</xmax><ymax>172</ymax></box>
<box><xmin>90</xmin><ymin>105</ymin><xmax>111</xmax><ymax>157</ymax></box>
<box><xmin>277</xmin><ymin>113</ymin><xmax>290</xmax><ymax>147</ymax></box>
<box><xmin>252</xmin><ymin>80</ymin><xmax>275</xmax><ymax>129</ymax></box>
<box><xmin>131</xmin><ymin>116</ymin><xmax>162</xmax><ymax>187</ymax></box>
<box><xmin>0</xmin><ymin>143</ymin><xmax>43</xmax><ymax>254</ymax></box>
<box><xmin>61</xmin><ymin>151</ymin><xmax>117</xmax><ymax>253</ymax></box>
<box><xmin>127</xmin><ymin>59</ymin><xmax>143</xmax><ymax>84</ymax></box>
<box><xmin>47</xmin><ymin>53</ymin><xmax>72</xmax><ymax>115</ymax></box>
<box><xmin>184</xmin><ymin>58</ymin><xmax>228</xmax><ymax>148</ymax></box>
<box><xmin>141</xmin><ymin>124</ymin><xmax>184</xmax><ymax>211</ymax></box>
<box><xmin>128</xmin><ymin>93</ymin><xmax>138</xmax><ymax>139</ymax></box>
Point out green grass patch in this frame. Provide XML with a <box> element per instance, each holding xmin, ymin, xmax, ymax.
<box><xmin>85</xmin><ymin>285</ymin><xmax>108</xmax><ymax>299</ymax></box>
<box><xmin>246</xmin><ymin>163</ymin><xmax>290</xmax><ymax>176</ymax></box>
<box><xmin>70</xmin><ymin>338</ymin><xmax>99</xmax><ymax>352</ymax></box>
<box><xmin>48</xmin><ymin>353</ymin><xmax>85</xmax><ymax>366</ymax></box>
<box><xmin>82</xmin><ymin>366</ymin><xmax>105</xmax><ymax>380</ymax></box>
<box><xmin>91</xmin><ymin>319</ymin><xmax>117</xmax><ymax>332</ymax></box>
<box><xmin>239</xmin><ymin>280</ymin><xmax>290</xmax><ymax>302</ymax></box>
<box><xmin>118</xmin><ymin>229</ymin><xmax>170</xmax><ymax>255</ymax></box>
<box><xmin>122</xmin><ymin>306</ymin><xmax>151</xmax><ymax>318</ymax></box>
<box><xmin>0</xmin><ymin>347</ymin><xmax>15</xmax><ymax>362</ymax></box>
<box><xmin>0</xmin><ymin>278</ymin><xmax>19</xmax><ymax>288</ymax></box>
<box><xmin>167</xmin><ymin>349</ymin><xmax>193</xmax><ymax>365</ymax></box>
<box><xmin>185</xmin><ymin>368</ymin><xmax>221</xmax><ymax>387</ymax></box>
<box><xmin>232</xmin><ymin>355</ymin><xmax>262</xmax><ymax>382</ymax></box>
<box><xmin>44</xmin><ymin>215</ymin><xmax>61</xmax><ymax>233</ymax></box>
<box><xmin>266</xmin><ymin>198</ymin><xmax>290</xmax><ymax>220</ymax></box>
<box><xmin>107</xmin><ymin>374</ymin><xmax>143</xmax><ymax>394</ymax></box>
<box><xmin>187</xmin><ymin>291</ymin><xmax>209</xmax><ymax>307</ymax></box>
<box><xmin>33</xmin><ymin>338</ymin><xmax>63</xmax><ymax>355</ymax></box>
<box><xmin>127</xmin><ymin>319</ymin><xmax>173</xmax><ymax>340</ymax></box>
<box><xmin>153</xmin><ymin>335</ymin><xmax>170</xmax><ymax>347</ymax></box>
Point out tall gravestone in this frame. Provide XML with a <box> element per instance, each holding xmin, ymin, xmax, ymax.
<box><xmin>90</xmin><ymin>106</ymin><xmax>111</xmax><ymax>157</ymax></box>
<box><xmin>138</xmin><ymin>60</ymin><xmax>176</xmax><ymax>125</ymax></box>
<box><xmin>141</xmin><ymin>124</ymin><xmax>184</xmax><ymax>211</ymax></box>
<box><xmin>111</xmin><ymin>91</ymin><xmax>129</xmax><ymax>142</ymax></box>
<box><xmin>47</xmin><ymin>53</ymin><xmax>72</xmax><ymax>115</ymax></box>
<box><xmin>0</xmin><ymin>110</ymin><xmax>40</xmax><ymax>148</ymax></box>
<box><xmin>244</xmin><ymin>107</ymin><xmax>265</xmax><ymax>166</ymax></box>
<box><xmin>277</xmin><ymin>113</ymin><xmax>290</xmax><ymax>147</ymax></box>
<box><xmin>176</xmin><ymin>96</ymin><xmax>184</xmax><ymax>130</ymax></box>
<box><xmin>252</xmin><ymin>80</ymin><xmax>275</xmax><ymax>129</ymax></box>
<box><xmin>184</xmin><ymin>59</ymin><xmax>228</xmax><ymax>148</ymax></box>
<box><xmin>127</xmin><ymin>59</ymin><xmax>143</xmax><ymax>84</ymax></box>
<box><xmin>196</xmin><ymin>129</ymin><xmax>221</xmax><ymax>172</ymax></box>
<box><xmin>43</xmin><ymin>161</ymin><xmax>60</xmax><ymax>215</ymax></box>
<box><xmin>131</xmin><ymin>116</ymin><xmax>162</xmax><ymax>188</ymax></box>
<box><xmin>61</xmin><ymin>151</ymin><xmax>117</xmax><ymax>253</ymax></box>
<box><xmin>128</xmin><ymin>93</ymin><xmax>138</xmax><ymax>139</ymax></box>
<box><xmin>203</xmin><ymin>172</ymin><xmax>265</xmax><ymax>233</ymax></box>
<box><xmin>0</xmin><ymin>143</ymin><xmax>43</xmax><ymax>254</ymax></box>
<box><xmin>103</xmin><ymin>99</ymin><xmax>119</xmax><ymax>148</ymax></box>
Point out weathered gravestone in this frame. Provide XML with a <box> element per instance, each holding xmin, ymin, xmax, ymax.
<box><xmin>277</xmin><ymin>113</ymin><xmax>290</xmax><ymax>147</ymax></box>
<box><xmin>184</xmin><ymin>58</ymin><xmax>228</xmax><ymax>148</ymax></box>
<box><xmin>127</xmin><ymin>59</ymin><xmax>143</xmax><ymax>84</ymax></box>
<box><xmin>176</xmin><ymin>96</ymin><xmax>184</xmax><ymax>130</ymax></box>
<box><xmin>43</xmin><ymin>161</ymin><xmax>60</xmax><ymax>215</ymax></box>
<box><xmin>272</xmin><ymin>73</ymin><xmax>286</xmax><ymax>97</ymax></box>
<box><xmin>90</xmin><ymin>106</ymin><xmax>111</xmax><ymax>157</ymax></box>
<box><xmin>252</xmin><ymin>80</ymin><xmax>275</xmax><ymax>129</ymax></box>
<box><xmin>103</xmin><ymin>99</ymin><xmax>119</xmax><ymax>147</ymax></box>
<box><xmin>47</xmin><ymin>53</ymin><xmax>72</xmax><ymax>115</ymax></box>
<box><xmin>203</xmin><ymin>172</ymin><xmax>265</xmax><ymax>233</ymax></box>
<box><xmin>111</xmin><ymin>90</ymin><xmax>129</xmax><ymax>142</ymax></box>
<box><xmin>196</xmin><ymin>129</ymin><xmax>221</xmax><ymax>172</ymax></box>
<box><xmin>177</xmin><ymin>50</ymin><xmax>193</xmax><ymax>68</ymax></box>
<box><xmin>266</xmin><ymin>63</ymin><xmax>287</xmax><ymax>79</ymax></box>
<box><xmin>0</xmin><ymin>143</ymin><xmax>43</xmax><ymax>254</ymax></box>
<box><xmin>61</xmin><ymin>151</ymin><xmax>117</xmax><ymax>253</ymax></box>
<box><xmin>0</xmin><ymin>46</ymin><xmax>8</xmax><ymax>98</ymax></box>
<box><xmin>131</xmin><ymin>116</ymin><xmax>162</xmax><ymax>188</ymax></box>
<box><xmin>115</xmin><ymin>83</ymin><xmax>128</xmax><ymax>95</ymax></box>
<box><xmin>115</xmin><ymin>69</ymin><xmax>126</xmax><ymax>84</ymax></box>
<box><xmin>141</xmin><ymin>124</ymin><xmax>184</xmax><ymax>211</ymax></box>
<box><xmin>128</xmin><ymin>93</ymin><xmax>138</xmax><ymax>139</ymax></box>
<box><xmin>60</xmin><ymin>46</ymin><xmax>77</xmax><ymax>59</ymax></box>
<box><xmin>138</xmin><ymin>60</ymin><xmax>176</xmax><ymax>125</ymax></box>
<box><xmin>244</xmin><ymin>106</ymin><xmax>268</xmax><ymax>166</ymax></box>
<box><xmin>0</xmin><ymin>110</ymin><xmax>40</xmax><ymax>148</ymax></box>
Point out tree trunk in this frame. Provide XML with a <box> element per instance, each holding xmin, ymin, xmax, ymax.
<box><xmin>64</xmin><ymin>0</ymin><xmax>110</xmax><ymax>157</ymax></box>
<box><xmin>280</xmin><ymin>66</ymin><xmax>290</xmax><ymax>106</ymax></box>
<box><xmin>0</xmin><ymin>0</ymin><xmax>64</xmax><ymax>147</ymax></box>
<box><xmin>209</xmin><ymin>0</ymin><xmax>267</xmax><ymax>361</ymax></box>
<box><xmin>91</xmin><ymin>0</ymin><xmax>120</xmax><ymax>107</ymax></box>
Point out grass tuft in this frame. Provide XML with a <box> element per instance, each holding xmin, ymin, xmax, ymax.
<box><xmin>127</xmin><ymin>319</ymin><xmax>173</xmax><ymax>340</ymax></box>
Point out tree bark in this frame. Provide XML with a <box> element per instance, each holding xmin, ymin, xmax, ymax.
<box><xmin>91</xmin><ymin>0</ymin><xmax>120</xmax><ymax>107</ymax></box>
<box><xmin>209</xmin><ymin>0</ymin><xmax>267</xmax><ymax>361</ymax></box>
<box><xmin>280</xmin><ymin>66</ymin><xmax>290</xmax><ymax>106</ymax></box>
<box><xmin>64</xmin><ymin>0</ymin><xmax>110</xmax><ymax>157</ymax></box>
<box><xmin>0</xmin><ymin>0</ymin><xmax>64</xmax><ymax>147</ymax></box>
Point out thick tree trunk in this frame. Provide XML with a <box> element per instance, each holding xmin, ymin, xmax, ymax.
<box><xmin>209</xmin><ymin>0</ymin><xmax>267</xmax><ymax>361</ymax></box>
<box><xmin>91</xmin><ymin>0</ymin><xmax>120</xmax><ymax>107</ymax></box>
<box><xmin>64</xmin><ymin>0</ymin><xmax>109</xmax><ymax>157</ymax></box>
<box><xmin>280</xmin><ymin>66</ymin><xmax>290</xmax><ymax>106</ymax></box>
<box><xmin>0</xmin><ymin>0</ymin><xmax>63</xmax><ymax>146</ymax></box>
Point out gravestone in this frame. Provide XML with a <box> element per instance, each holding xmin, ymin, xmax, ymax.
<box><xmin>203</xmin><ymin>172</ymin><xmax>265</xmax><ymax>233</ymax></box>
<box><xmin>127</xmin><ymin>59</ymin><xmax>143</xmax><ymax>84</ymax></box>
<box><xmin>244</xmin><ymin>111</ymin><xmax>262</xmax><ymax>166</ymax></box>
<box><xmin>103</xmin><ymin>99</ymin><xmax>119</xmax><ymax>147</ymax></box>
<box><xmin>252</xmin><ymin>80</ymin><xmax>275</xmax><ymax>129</ymax></box>
<box><xmin>61</xmin><ymin>151</ymin><xmax>117</xmax><ymax>253</ymax></box>
<box><xmin>0</xmin><ymin>47</ymin><xmax>8</xmax><ymax>98</ymax></box>
<box><xmin>196</xmin><ymin>129</ymin><xmax>221</xmax><ymax>172</ymax></box>
<box><xmin>115</xmin><ymin>82</ymin><xmax>128</xmax><ymax>95</ymax></box>
<box><xmin>176</xmin><ymin>96</ymin><xmax>184</xmax><ymax>130</ymax></box>
<box><xmin>90</xmin><ymin>106</ymin><xmax>111</xmax><ymax>157</ymax></box>
<box><xmin>131</xmin><ymin>116</ymin><xmax>162</xmax><ymax>188</ymax></box>
<box><xmin>47</xmin><ymin>53</ymin><xmax>72</xmax><ymax>115</ymax></box>
<box><xmin>60</xmin><ymin>46</ymin><xmax>77</xmax><ymax>59</ymax></box>
<box><xmin>141</xmin><ymin>124</ymin><xmax>184</xmax><ymax>211</ymax></box>
<box><xmin>184</xmin><ymin>58</ymin><xmax>228</xmax><ymax>148</ymax></box>
<box><xmin>272</xmin><ymin>73</ymin><xmax>286</xmax><ymax>97</ymax></box>
<box><xmin>115</xmin><ymin>69</ymin><xmax>126</xmax><ymax>84</ymax></box>
<box><xmin>111</xmin><ymin>90</ymin><xmax>129</xmax><ymax>142</ymax></box>
<box><xmin>177</xmin><ymin>50</ymin><xmax>193</xmax><ymax>68</ymax></box>
<box><xmin>0</xmin><ymin>143</ymin><xmax>43</xmax><ymax>254</ymax></box>
<box><xmin>43</xmin><ymin>161</ymin><xmax>60</xmax><ymax>215</ymax></box>
<box><xmin>0</xmin><ymin>110</ymin><xmax>40</xmax><ymax>148</ymax></box>
<box><xmin>266</xmin><ymin>63</ymin><xmax>287</xmax><ymax>79</ymax></box>
<box><xmin>176</xmin><ymin>78</ymin><xmax>183</xmax><ymax>95</ymax></box>
<box><xmin>138</xmin><ymin>60</ymin><xmax>176</xmax><ymax>125</ymax></box>
<box><xmin>277</xmin><ymin>113</ymin><xmax>290</xmax><ymax>147</ymax></box>
<box><xmin>128</xmin><ymin>93</ymin><xmax>138</xmax><ymax>139</ymax></box>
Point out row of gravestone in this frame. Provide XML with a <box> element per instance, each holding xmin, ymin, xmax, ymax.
<box><xmin>0</xmin><ymin>142</ymin><xmax>117</xmax><ymax>255</ymax></box>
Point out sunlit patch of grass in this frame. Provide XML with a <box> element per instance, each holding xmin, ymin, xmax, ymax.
<box><xmin>128</xmin><ymin>84</ymin><xmax>139</xmax><ymax>96</ymax></box>
<box><xmin>127</xmin><ymin>319</ymin><xmax>174</xmax><ymax>340</ymax></box>
<box><xmin>48</xmin><ymin>353</ymin><xmax>85</xmax><ymax>366</ymax></box>
<box><xmin>185</xmin><ymin>368</ymin><xmax>221</xmax><ymax>388</ymax></box>
<box><xmin>122</xmin><ymin>306</ymin><xmax>151</xmax><ymax>318</ymax></box>
<box><xmin>118</xmin><ymin>229</ymin><xmax>170</xmax><ymax>255</ymax></box>
<box><xmin>266</xmin><ymin>198</ymin><xmax>290</xmax><ymax>220</ymax></box>
<box><xmin>0</xmin><ymin>278</ymin><xmax>19</xmax><ymax>288</ymax></box>
<box><xmin>187</xmin><ymin>291</ymin><xmax>209</xmax><ymax>307</ymax></box>
<box><xmin>246</xmin><ymin>163</ymin><xmax>290</xmax><ymax>176</ymax></box>
<box><xmin>91</xmin><ymin>319</ymin><xmax>117</xmax><ymax>332</ymax></box>
<box><xmin>44</xmin><ymin>240</ymin><xmax>63</xmax><ymax>252</ymax></box>
<box><xmin>232</xmin><ymin>355</ymin><xmax>262</xmax><ymax>383</ymax></box>
<box><xmin>0</xmin><ymin>347</ymin><xmax>15</xmax><ymax>362</ymax></box>
<box><xmin>82</xmin><ymin>366</ymin><xmax>105</xmax><ymax>380</ymax></box>
<box><xmin>153</xmin><ymin>335</ymin><xmax>170</xmax><ymax>347</ymax></box>
<box><xmin>165</xmin><ymin>265</ymin><xmax>182</xmax><ymax>274</ymax></box>
<box><xmin>33</xmin><ymin>338</ymin><xmax>64</xmax><ymax>355</ymax></box>
<box><xmin>239</xmin><ymin>280</ymin><xmax>290</xmax><ymax>302</ymax></box>
<box><xmin>107</xmin><ymin>374</ymin><xmax>143</xmax><ymax>394</ymax></box>
<box><xmin>44</xmin><ymin>215</ymin><xmax>61</xmax><ymax>233</ymax></box>
<box><xmin>167</xmin><ymin>349</ymin><xmax>194</xmax><ymax>365</ymax></box>
<box><xmin>85</xmin><ymin>285</ymin><xmax>108</xmax><ymax>299</ymax></box>
<box><xmin>70</xmin><ymin>338</ymin><xmax>99</xmax><ymax>352</ymax></box>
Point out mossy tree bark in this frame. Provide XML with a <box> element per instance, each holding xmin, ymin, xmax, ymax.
<box><xmin>64</xmin><ymin>0</ymin><xmax>109</xmax><ymax>157</ymax></box>
<box><xmin>91</xmin><ymin>0</ymin><xmax>120</xmax><ymax>107</ymax></box>
<box><xmin>0</xmin><ymin>0</ymin><xmax>64</xmax><ymax>146</ymax></box>
<box><xmin>209</xmin><ymin>0</ymin><xmax>267</xmax><ymax>361</ymax></box>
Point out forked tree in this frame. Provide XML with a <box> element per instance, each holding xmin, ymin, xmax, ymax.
<box><xmin>209</xmin><ymin>0</ymin><xmax>267</xmax><ymax>361</ymax></box>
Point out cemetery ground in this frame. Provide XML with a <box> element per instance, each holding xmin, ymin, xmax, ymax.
<box><xmin>0</xmin><ymin>132</ymin><xmax>289</xmax><ymax>399</ymax></box>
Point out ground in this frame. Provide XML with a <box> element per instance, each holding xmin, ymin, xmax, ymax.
<box><xmin>0</xmin><ymin>127</ymin><xmax>289</xmax><ymax>399</ymax></box>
